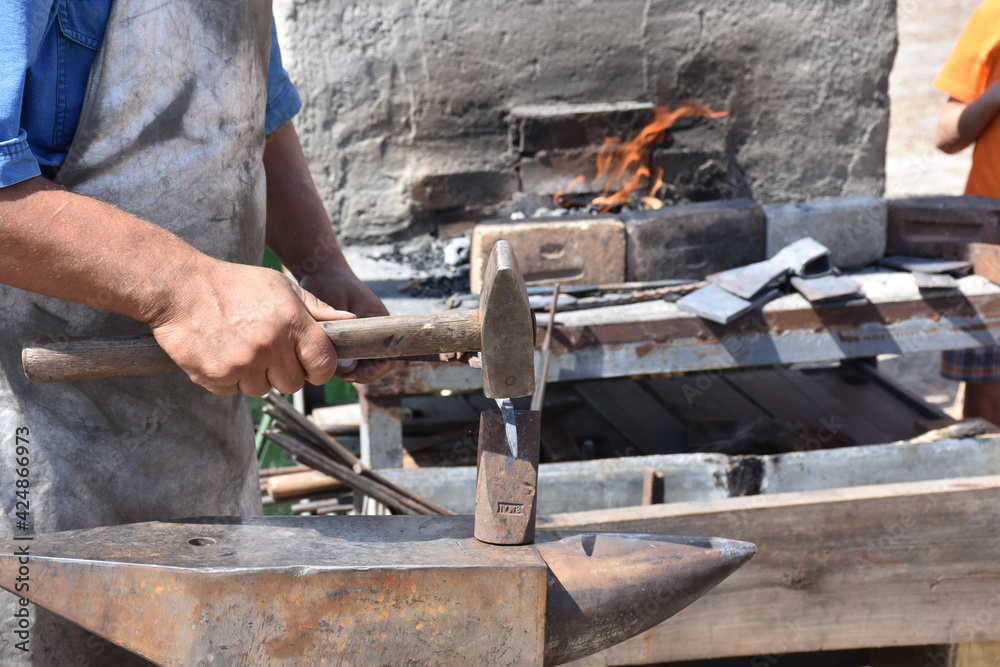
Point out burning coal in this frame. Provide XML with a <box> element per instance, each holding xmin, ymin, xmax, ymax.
<box><xmin>554</xmin><ymin>101</ymin><xmax>729</xmax><ymax>213</ymax></box>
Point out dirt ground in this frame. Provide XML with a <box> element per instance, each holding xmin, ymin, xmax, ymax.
<box><xmin>877</xmin><ymin>0</ymin><xmax>983</xmax><ymax>419</ymax></box>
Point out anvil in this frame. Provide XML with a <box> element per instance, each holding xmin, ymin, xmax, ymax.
<box><xmin>0</xmin><ymin>515</ymin><xmax>755</xmax><ymax>666</ymax></box>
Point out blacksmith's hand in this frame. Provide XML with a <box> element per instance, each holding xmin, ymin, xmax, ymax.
<box><xmin>146</xmin><ymin>256</ymin><xmax>352</xmax><ymax>397</ymax></box>
<box><xmin>300</xmin><ymin>263</ymin><xmax>398</xmax><ymax>385</ymax></box>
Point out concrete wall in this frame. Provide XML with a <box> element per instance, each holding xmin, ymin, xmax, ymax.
<box><xmin>274</xmin><ymin>0</ymin><xmax>897</xmax><ymax>241</ymax></box>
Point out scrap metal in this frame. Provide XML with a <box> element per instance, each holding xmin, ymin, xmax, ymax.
<box><xmin>878</xmin><ymin>255</ymin><xmax>971</xmax><ymax>274</ymax></box>
<box><xmin>677</xmin><ymin>284</ymin><xmax>780</xmax><ymax>324</ymax></box>
<box><xmin>790</xmin><ymin>274</ymin><xmax>861</xmax><ymax>302</ymax></box>
<box><xmin>707</xmin><ymin>237</ymin><xmax>832</xmax><ymax>299</ymax></box>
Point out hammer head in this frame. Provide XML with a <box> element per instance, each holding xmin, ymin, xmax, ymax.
<box><xmin>479</xmin><ymin>240</ymin><xmax>536</xmax><ymax>399</ymax></box>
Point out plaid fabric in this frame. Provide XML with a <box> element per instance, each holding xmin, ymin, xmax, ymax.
<box><xmin>942</xmin><ymin>347</ymin><xmax>1000</xmax><ymax>383</ymax></box>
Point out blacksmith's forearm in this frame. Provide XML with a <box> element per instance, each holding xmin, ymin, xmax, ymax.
<box><xmin>263</xmin><ymin>121</ymin><xmax>352</xmax><ymax>281</ymax></box>
<box><xmin>0</xmin><ymin>176</ymin><xmax>208</xmax><ymax>324</ymax></box>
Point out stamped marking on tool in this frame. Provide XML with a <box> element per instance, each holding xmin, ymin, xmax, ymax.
<box><xmin>497</xmin><ymin>502</ymin><xmax>524</xmax><ymax>515</ymax></box>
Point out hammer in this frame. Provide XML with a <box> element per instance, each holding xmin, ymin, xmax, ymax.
<box><xmin>21</xmin><ymin>240</ymin><xmax>537</xmax><ymax>399</ymax></box>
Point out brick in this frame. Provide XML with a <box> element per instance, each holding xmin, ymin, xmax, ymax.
<box><xmin>470</xmin><ymin>218</ymin><xmax>625</xmax><ymax>294</ymax></box>
<box><xmin>623</xmin><ymin>199</ymin><xmax>765</xmax><ymax>281</ymax></box>
<box><xmin>765</xmin><ymin>197</ymin><xmax>886</xmax><ymax>270</ymax></box>
<box><xmin>509</xmin><ymin>102</ymin><xmax>655</xmax><ymax>154</ymax></box>
<box><xmin>518</xmin><ymin>148</ymin><xmax>599</xmax><ymax>196</ymax></box>
<box><xmin>886</xmin><ymin>195</ymin><xmax>1000</xmax><ymax>257</ymax></box>
<box><xmin>412</xmin><ymin>171</ymin><xmax>518</xmax><ymax>212</ymax></box>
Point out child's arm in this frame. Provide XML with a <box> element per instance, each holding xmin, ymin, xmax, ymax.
<box><xmin>935</xmin><ymin>81</ymin><xmax>1000</xmax><ymax>154</ymax></box>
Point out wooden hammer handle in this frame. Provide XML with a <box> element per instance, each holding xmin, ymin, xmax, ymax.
<box><xmin>22</xmin><ymin>310</ymin><xmax>482</xmax><ymax>383</ymax></box>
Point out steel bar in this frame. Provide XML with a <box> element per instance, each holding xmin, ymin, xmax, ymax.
<box><xmin>264</xmin><ymin>393</ymin><xmax>454</xmax><ymax>515</ymax></box>
<box><xmin>0</xmin><ymin>515</ymin><xmax>755</xmax><ymax>666</ymax></box>
<box><xmin>531</xmin><ymin>284</ymin><xmax>561</xmax><ymax>412</ymax></box>
<box><xmin>263</xmin><ymin>431</ymin><xmax>427</xmax><ymax>515</ymax></box>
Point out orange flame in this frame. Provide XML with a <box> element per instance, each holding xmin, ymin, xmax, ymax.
<box><xmin>554</xmin><ymin>101</ymin><xmax>729</xmax><ymax>213</ymax></box>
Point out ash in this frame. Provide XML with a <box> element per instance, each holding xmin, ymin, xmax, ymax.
<box><xmin>370</xmin><ymin>235</ymin><xmax>471</xmax><ymax>298</ymax></box>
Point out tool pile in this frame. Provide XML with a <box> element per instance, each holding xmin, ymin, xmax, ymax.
<box><xmin>261</xmin><ymin>391</ymin><xmax>452</xmax><ymax>516</ymax></box>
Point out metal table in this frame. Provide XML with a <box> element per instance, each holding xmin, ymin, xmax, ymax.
<box><xmin>356</xmin><ymin>267</ymin><xmax>1000</xmax><ymax>468</ymax></box>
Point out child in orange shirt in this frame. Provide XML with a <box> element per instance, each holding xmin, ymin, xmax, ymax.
<box><xmin>936</xmin><ymin>0</ymin><xmax>1000</xmax><ymax>420</ymax></box>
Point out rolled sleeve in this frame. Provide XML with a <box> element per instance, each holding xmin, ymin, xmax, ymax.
<box><xmin>0</xmin><ymin>130</ymin><xmax>41</xmax><ymax>187</ymax></box>
<box><xmin>0</xmin><ymin>3</ymin><xmax>52</xmax><ymax>188</ymax></box>
<box><xmin>266</xmin><ymin>20</ymin><xmax>302</xmax><ymax>135</ymax></box>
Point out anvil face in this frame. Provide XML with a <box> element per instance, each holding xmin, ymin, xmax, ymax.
<box><xmin>0</xmin><ymin>516</ymin><xmax>756</xmax><ymax>666</ymax></box>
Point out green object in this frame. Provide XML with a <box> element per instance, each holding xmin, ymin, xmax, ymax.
<box><xmin>324</xmin><ymin>378</ymin><xmax>358</xmax><ymax>404</ymax></box>
<box><xmin>264</xmin><ymin>500</ymin><xmax>294</xmax><ymax>516</ymax></box>
<box><xmin>258</xmin><ymin>438</ymin><xmax>294</xmax><ymax>469</ymax></box>
<box><xmin>262</xmin><ymin>247</ymin><xmax>282</xmax><ymax>271</ymax></box>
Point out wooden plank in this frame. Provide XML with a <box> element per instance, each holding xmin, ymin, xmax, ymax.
<box><xmin>779</xmin><ymin>368</ymin><xmax>898</xmax><ymax>445</ymax></box>
<box><xmin>954</xmin><ymin>642</ymin><xmax>1000</xmax><ymax>666</ymax></box>
<box><xmin>800</xmin><ymin>365</ymin><xmax>931</xmax><ymax>442</ymax></box>
<box><xmin>871</xmin><ymin>645</ymin><xmax>953</xmax><ymax>667</ymax></box>
<box><xmin>872</xmin><ymin>643</ymin><xmax>1000</xmax><ymax>667</ymax></box>
<box><xmin>574</xmin><ymin>379</ymin><xmax>688</xmax><ymax>455</ymax></box>
<box><xmin>379</xmin><ymin>438</ymin><xmax>1000</xmax><ymax>514</ymax></box>
<box><xmin>722</xmin><ymin>370</ymin><xmax>819</xmax><ymax>420</ymax></box>
<box><xmin>547</xmin><ymin>476</ymin><xmax>1000</xmax><ymax>665</ymax></box>
<box><xmin>358</xmin><ymin>390</ymin><xmax>403</xmax><ymax>469</ymax></box>
<box><xmin>853</xmin><ymin>360</ymin><xmax>950</xmax><ymax>422</ymax></box>
<box><xmin>641</xmin><ymin>375</ymin><xmax>767</xmax><ymax>423</ymax></box>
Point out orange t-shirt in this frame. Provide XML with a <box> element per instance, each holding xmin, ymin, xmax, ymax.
<box><xmin>935</xmin><ymin>0</ymin><xmax>1000</xmax><ymax>196</ymax></box>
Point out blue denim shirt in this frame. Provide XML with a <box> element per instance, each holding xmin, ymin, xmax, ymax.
<box><xmin>0</xmin><ymin>1</ymin><xmax>302</xmax><ymax>187</ymax></box>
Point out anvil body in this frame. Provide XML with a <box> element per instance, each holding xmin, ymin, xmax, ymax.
<box><xmin>0</xmin><ymin>515</ymin><xmax>755</xmax><ymax>666</ymax></box>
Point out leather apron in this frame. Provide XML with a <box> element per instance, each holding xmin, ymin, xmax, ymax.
<box><xmin>0</xmin><ymin>1</ymin><xmax>271</xmax><ymax>663</ymax></box>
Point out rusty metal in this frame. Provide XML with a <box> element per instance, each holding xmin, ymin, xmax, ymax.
<box><xmin>774</xmin><ymin>237</ymin><xmax>832</xmax><ymax>278</ymax></box>
<box><xmin>677</xmin><ymin>284</ymin><xmax>780</xmax><ymax>324</ymax></box>
<box><xmin>479</xmin><ymin>239</ymin><xmax>537</xmax><ymax>399</ymax></box>
<box><xmin>913</xmin><ymin>272</ymin><xmax>960</xmax><ymax>290</ymax></box>
<box><xmin>790</xmin><ymin>274</ymin><xmax>861</xmax><ymax>302</ymax></box>
<box><xmin>0</xmin><ymin>516</ymin><xmax>755</xmax><ymax>666</ymax></box>
<box><xmin>707</xmin><ymin>237</ymin><xmax>831</xmax><ymax>300</ymax></box>
<box><xmin>537</xmin><ymin>531</ymin><xmax>756</xmax><ymax>666</ymax></box>
<box><xmin>475</xmin><ymin>409</ymin><xmax>541</xmax><ymax>545</ymax></box>
<box><xmin>262</xmin><ymin>391</ymin><xmax>453</xmax><ymax>515</ymax></box>
<box><xmin>706</xmin><ymin>257</ymin><xmax>788</xmax><ymax>300</ymax></box>
<box><xmin>878</xmin><ymin>255</ymin><xmax>971</xmax><ymax>274</ymax></box>
<box><xmin>531</xmin><ymin>284</ymin><xmax>562</xmax><ymax>412</ymax></box>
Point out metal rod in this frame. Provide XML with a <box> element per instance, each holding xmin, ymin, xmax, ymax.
<box><xmin>263</xmin><ymin>397</ymin><xmax>454</xmax><ymax>516</ymax></box>
<box><xmin>263</xmin><ymin>431</ymin><xmax>429</xmax><ymax>515</ymax></box>
<box><xmin>531</xmin><ymin>284</ymin><xmax>561</xmax><ymax>412</ymax></box>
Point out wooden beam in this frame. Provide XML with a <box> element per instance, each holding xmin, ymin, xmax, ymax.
<box><xmin>872</xmin><ymin>642</ymin><xmax>1000</xmax><ymax>667</ymax></box>
<box><xmin>380</xmin><ymin>438</ymin><xmax>1000</xmax><ymax>514</ymax></box>
<box><xmin>363</xmin><ymin>272</ymin><xmax>1000</xmax><ymax>397</ymax></box>
<box><xmin>546</xmin><ymin>476</ymin><xmax>1000</xmax><ymax>665</ymax></box>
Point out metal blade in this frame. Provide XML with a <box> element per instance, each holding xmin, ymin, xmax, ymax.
<box><xmin>496</xmin><ymin>396</ymin><xmax>519</xmax><ymax>457</ymax></box>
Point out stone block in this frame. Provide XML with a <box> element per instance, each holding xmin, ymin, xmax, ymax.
<box><xmin>624</xmin><ymin>199</ymin><xmax>765</xmax><ymax>281</ymax></box>
<box><xmin>765</xmin><ymin>197</ymin><xmax>887</xmax><ymax>270</ymax></box>
<box><xmin>412</xmin><ymin>170</ymin><xmax>518</xmax><ymax>212</ymax></box>
<box><xmin>886</xmin><ymin>196</ymin><xmax>1000</xmax><ymax>257</ymax></box>
<box><xmin>470</xmin><ymin>218</ymin><xmax>626</xmax><ymax>294</ymax></box>
<box><xmin>518</xmin><ymin>148</ymin><xmax>599</xmax><ymax>197</ymax></box>
<box><xmin>509</xmin><ymin>102</ymin><xmax>655</xmax><ymax>154</ymax></box>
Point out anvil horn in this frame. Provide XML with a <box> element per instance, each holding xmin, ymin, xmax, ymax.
<box><xmin>538</xmin><ymin>532</ymin><xmax>756</xmax><ymax>665</ymax></box>
<box><xmin>0</xmin><ymin>516</ymin><xmax>754</xmax><ymax>666</ymax></box>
